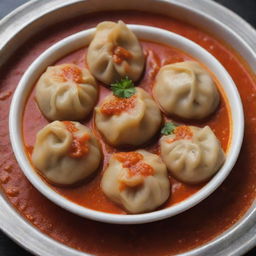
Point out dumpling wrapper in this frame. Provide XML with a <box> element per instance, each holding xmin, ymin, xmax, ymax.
<box><xmin>32</xmin><ymin>121</ymin><xmax>102</xmax><ymax>185</ymax></box>
<box><xmin>160</xmin><ymin>125</ymin><xmax>225</xmax><ymax>184</ymax></box>
<box><xmin>35</xmin><ymin>64</ymin><xmax>98</xmax><ymax>121</ymax></box>
<box><xmin>101</xmin><ymin>150</ymin><xmax>170</xmax><ymax>213</ymax></box>
<box><xmin>87</xmin><ymin>21</ymin><xmax>145</xmax><ymax>85</ymax></box>
<box><xmin>153</xmin><ymin>61</ymin><xmax>220</xmax><ymax>119</ymax></box>
<box><xmin>95</xmin><ymin>87</ymin><xmax>162</xmax><ymax>147</ymax></box>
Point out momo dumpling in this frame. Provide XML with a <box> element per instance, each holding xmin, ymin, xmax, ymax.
<box><xmin>35</xmin><ymin>64</ymin><xmax>98</xmax><ymax>121</ymax></box>
<box><xmin>101</xmin><ymin>150</ymin><xmax>170</xmax><ymax>213</ymax></box>
<box><xmin>87</xmin><ymin>21</ymin><xmax>145</xmax><ymax>85</ymax></box>
<box><xmin>95</xmin><ymin>88</ymin><xmax>162</xmax><ymax>147</ymax></box>
<box><xmin>32</xmin><ymin>121</ymin><xmax>102</xmax><ymax>185</ymax></box>
<box><xmin>153</xmin><ymin>61</ymin><xmax>220</xmax><ymax>119</ymax></box>
<box><xmin>160</xmin><ymin>125</ymin><xmax>225</xmax><ymax>184</ymax></box>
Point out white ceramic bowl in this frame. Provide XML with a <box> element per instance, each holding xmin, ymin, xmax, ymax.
<box><xmin>9</xmin><ymin>25</ymin><xmax>244</xmax><ymax>224</ymax></box>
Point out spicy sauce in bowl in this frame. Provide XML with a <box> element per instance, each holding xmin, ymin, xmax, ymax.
<box><xmin>9</xmin><ymin>25</ymin><xmax>243</xmax><ymax>224</ymax></box>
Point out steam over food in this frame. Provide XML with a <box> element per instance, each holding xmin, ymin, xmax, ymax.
<box><xmin>95</xmin><ymin>87</ymin><xmax>162</xmax><ymax>147</ymax></box>
<box><xmin>160</xmin><ymin>125</ymin><xmax>225</xmax><ymax>184</ymax></box>
<box><xmin>32</xmin><ymin>121</ymin><xmax>102</xmax><ymax>185</ymax></box>
<box><xmin>101</xmin><ymin>150</ymin><xmax>170</xmax><ymax>213</ymax></box>
<box><xmin>87</xmin><ymin>21</ymin><xmax>145</xmax><ymax>85</ymax></box>
<box><xmin>35</xmin><ymin>64</ymin><xmax>98</xmax><ymax>121</ymax></box>
<box><xmin>154</xmin><ymin>61</ymin><xmax>220</xmax><ymax>119</ymax></box>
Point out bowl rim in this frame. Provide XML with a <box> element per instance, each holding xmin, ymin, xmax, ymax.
<box><xmin>9</xmin><ymin>24</ymin><xmax>244</xmax><ymax>224</ymax></box>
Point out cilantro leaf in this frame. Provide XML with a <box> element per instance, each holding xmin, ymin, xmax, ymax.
<box><xmin>161</xmin><ymin>122</ymin><xmax>177</xmax><ymax>135</ymax></box>
<box><xmin>110</xmin><ymin>77</ymin><xmax>136</xmax><ymax>98</ymax></box>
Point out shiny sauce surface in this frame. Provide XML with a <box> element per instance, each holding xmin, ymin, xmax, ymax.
<box><xmin>0</xmin><ymin>11</ymin><xmax>255</xmax><ymax>256</ymax></box>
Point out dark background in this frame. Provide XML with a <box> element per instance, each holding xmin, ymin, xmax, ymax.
<box><xmin>0</xmin><ymin>0</ymin><xmax>255</xmax><ymax>255</ymax></box>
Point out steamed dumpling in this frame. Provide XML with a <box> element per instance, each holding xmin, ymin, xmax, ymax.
<box><xmin>101</xmin><ymin>150</ymin><xmax>170</xmax><ymax>213</ymax></box>
<box><xmin>32</xmin><ymin>121</ymin><xmax>102</xmax><ymax>185</ymax></box>
<box><xmin>153</xmin><ymin>61</ymin><xmax>219</xmax><ymax>119</ymax></box>
<box><xmin>160</xmin><ymin>125</ymin><xmax>225</xmax><ymax>184</ymax></box>
<box><xmin>87</xmin><ymin>21</ymin><xmax>145</xmax><ymax>85</ymax></box>
<box><xmin>95</xmin><ymin>88</ymin><xmax>162</xmax><ymax>147</ymax></box>
<box><xmin>35</xmin><ymin>64</ymin><xmax>98</xmax><ymax>121</ymax></box>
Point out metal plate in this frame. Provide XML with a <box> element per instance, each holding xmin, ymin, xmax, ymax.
<box><xmin>0</xmin><ymin>0</ymin><xmax>255</xmax><ymax>255</ymax></box>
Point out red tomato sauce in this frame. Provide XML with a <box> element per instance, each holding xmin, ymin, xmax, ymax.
<box><xmin>22</xmin><ymin>39</ymin><xmax>230</xmax><ymax>214</ymax></box>
<box><xmin>0</xmin><ymin>11</ymin><xmax>255</xmax><ymax>256</ymax></box>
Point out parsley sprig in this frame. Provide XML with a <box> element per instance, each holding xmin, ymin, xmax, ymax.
<box><xmin>161</xmin><ymin>122</ymin><xmax>177</xmax><ymax>135</ymax></box>
<box><xmin>110</xmin><ymin>77</ymin><xmax>136</xmax><ymax>98</ymax></box>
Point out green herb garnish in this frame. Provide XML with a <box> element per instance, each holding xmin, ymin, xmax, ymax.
<box><xmin>110</xmin><ymin>77</ymin><xmax>136</xmax><ymax>98</ymax></box>
<box><xmin>161</xmin><ymin>122</ymin><xmax>177</xmax><ymax>135</ymax></box>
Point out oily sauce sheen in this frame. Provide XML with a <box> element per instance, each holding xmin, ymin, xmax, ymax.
<box><xmin>0</xmin><ymin>11</ymin><xmax>255</xmax><ymax>256</ymax></box>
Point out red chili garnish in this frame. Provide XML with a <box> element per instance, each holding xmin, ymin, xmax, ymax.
<box><xmin>167</xmin><ymin>126</ymin><xmax>193</xmax><ymax>143</ymax></box>
<box><xmin>52</xmin><ymin>65</ymin><xmax>83</xmax><ymax>83</ymax></box>
<box><xmin>115</xmin><ymin>151</ymin><xmax>154</xmax><ymax>178</ymax></box>
<box><xmin>113</xmin><ymin>46</ymin><xmax>133</xmax><ymax>64</ymax></box>
<box><xmin>101</xmin><ymin>95</ymin><xmax>136</xmax><ymax>115</ymax></box>
<box><xmin>63</xmin><ymin>121</ymin><xmax>90</xmax><ymax>158</ymax></box>
<box><xmin>63</xmin><ymin>121</ymin><xmax>79</xmax><ymax>133</ymax></box>
<box><xmin>61</xmin><ymin>65</ymin><xmax>83</xmax><ymax>83</ymax></box>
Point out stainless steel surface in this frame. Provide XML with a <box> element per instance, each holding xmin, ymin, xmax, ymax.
<box><xmin>0</xmin><ymin>0</ymin><xmax>255</xmax><ymax>255</ymax></box>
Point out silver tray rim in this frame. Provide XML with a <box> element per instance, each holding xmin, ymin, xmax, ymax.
<box><xmin>0</xmin><ymin>0</ymin><xmax>256</xmax><ymax>256</ymax></box>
